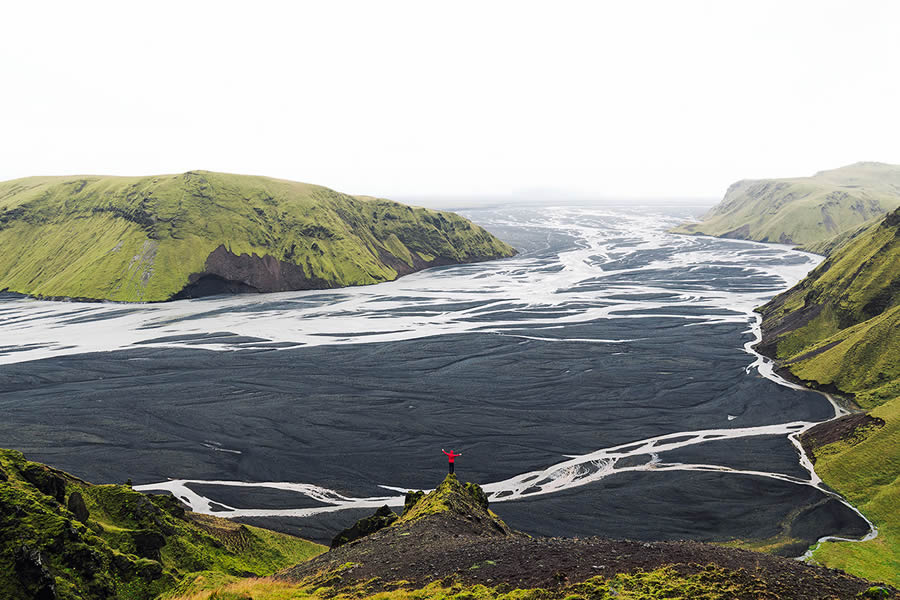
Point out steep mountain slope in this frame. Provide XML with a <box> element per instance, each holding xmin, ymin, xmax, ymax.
<box><xmin>0</xmin><ymin>448</ymin><xmax>324</xmax><ymax>600</ymax></box>
<box><xmin>671</xmin><ymin>162</ymin><xmax>900</xmax><ymax>247</ymax></box>
<box><xmin>756</xmin><ymin>206</ymin><xmax>900</xmax><ymax>583</ymax></box>
<box><xmin>168</xmin><ymin>475</ymin><xmax>893</xmax><ymax>600</ymax></box>
<box><xmin>0</xmin><ymin>172</ymin><xmax>516</xmax><ymax>302</ymax></box>
<box><xmin>756</xmin><ymin>206</ymin><xmax>900</xmax><ymax>408</ymax></box>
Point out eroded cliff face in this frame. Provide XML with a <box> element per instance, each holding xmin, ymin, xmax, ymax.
<box><xmin>172</xmin><ymin>244</ymin><xmax>507</xmax><ymax>299</ymax></box>
<box><xmin>173</xmin><ymin>245</ymin><xmax>334</xmax><ymax>298</ymax></box>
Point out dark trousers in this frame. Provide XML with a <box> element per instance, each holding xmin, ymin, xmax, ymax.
<box><xmin>449</xmin><ymin>462</ymin><xmax>454</xmax><ymax>474</ymax></box>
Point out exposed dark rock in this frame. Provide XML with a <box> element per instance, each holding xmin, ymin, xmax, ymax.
<box><xmin>152</xmin><ymin>493</ymin><xmax>189</xmax><ymax>520</ymax></box>
<box><xmin>330</xmin><ymin>505</ymin><xmax>398</xmax><ymax>549</ymax></box>
<box><xmin>885</xmin><ymin>207</ymin><xmax>900</xmax><ymax>229</ymax></box>
<box><xmin>464</xmin><ymin>481</ymin><xmax>489</xmax><ymax>510</ymax></box>
<box><xmin>135</xmin><ymin>558</ymin><xmax>165</xmax><ymax>581</ymax></box>
<box><xmin>173</xmin><ymin>245</ymin><xmax>334</xmax><ymax>299</ymax></box>
<box><xmin>403</xmin><ymin>490</ymin><xmax>425</xmax><ymax>515</ymax></box>
<box><xmin>22</xmin><ymin>463</ymin><xmax>67</xmax><ymax>504</ymax></box>
<box><xmin>67</xmin><ymin>490</ymin><xmax>89</xmax><ymax>523</ymax></box>
<box><xmin>721</xmin><ymin>224</ymin><xmax>751</xmax><ymax>239</ymax></box>
<box><xmin>131</xmin><ymin>530</ymin><xmax>167</xmax><ymax>561</ymax></box>
<box><xmin>172</xmin><ymin>273</ymin><xmax>260</xmax><ymax>298</ymax></box>
<box><xmin>754</xmin><ymin>302</ymin><xmax>823</xmax><ymax>358</ymax></box>
<box><xmin>15</xmin><ymin>545</ymin><xmax>57</xmax><ymax>600</ymax></box>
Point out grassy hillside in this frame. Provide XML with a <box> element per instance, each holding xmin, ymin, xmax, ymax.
<box><xmin>0</xmin><ymin>172</ymin><xmax>515</xmax><ymax>302</ymax></box>
<box><xmin>0</xmin><ymin>448</ymin><xmax>324</xmax><ymax>600</ymax></box>
<box><xmin>808</xmin><ymin>398</ymin><xmax>900</xmax><ymax>587</ymax></box>
<box><xmin>757</xmin><ymin>206</ymin><xmax>900</xmax><ymax>408</ymax></box>
<box><xmin>671</xmin><ymin>162</ymin><xmax>900</xmax><ymax>248</ymax></box>
<box><xmin>756</xmin><ymin>206</ymin><xmax>900</xmax><ymax>584</ymax></box>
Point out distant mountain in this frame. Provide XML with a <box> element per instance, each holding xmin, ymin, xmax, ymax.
<box><xmin>671</xmin><ymin>162</ymin><xmax>900</xmax><ymax>249</ymax></box>
<box><xmin>756</xmin><ymin>205</ymin><xmax>900</xmax><ymax>584</ymax></box>
<box><xmin>0</xmin><ymin>172</ymin><xmax>516</xmax><ymax>302</ymax></box>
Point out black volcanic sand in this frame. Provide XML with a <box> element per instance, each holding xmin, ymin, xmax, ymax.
<box><xmin>185</xmin><ymin>483</ymin><xmax>331</xmax><ymax>509</ymax></box>
<box><xmin>493</xmin><ymin>471</ymin><xmax>869</xmax><ymax>556</ymax></box>
<box><xmin>0</xmin><ymin>319</ymin><xmax>859</xmax><ymax>546</ymax></box>
<box><xmin>660</xmin><ymin>434</ymin><xmax>811</xmax><ymax>479</ymax></box>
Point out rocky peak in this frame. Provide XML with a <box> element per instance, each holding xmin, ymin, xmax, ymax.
<box><xmin>396</xmin><ymin>474</ymin><xmax>513</xmax><ymax>537</ymax></box>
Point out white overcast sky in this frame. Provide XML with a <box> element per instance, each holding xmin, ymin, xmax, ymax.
<box><xmin>2</xmin><ymin>1</ymin><xmax>898</xmax><ymax>201</ymax></box>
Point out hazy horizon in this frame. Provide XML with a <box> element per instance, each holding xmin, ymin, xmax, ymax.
<box><xmin>2</xmin><ymin>1</ymin><xmax>897</xmax><ymax>201</ymax></box>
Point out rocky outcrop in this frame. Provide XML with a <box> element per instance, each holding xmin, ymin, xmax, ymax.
<box><xmin>22</xmin><ymin>463</ymin><xmax>67</xmax><ymax>504</ymax></box>
<box><xmin>66</xmin><ymin>491</ymin><xmax>89</xmax><ymax>523</ymax></box>
<box><xmin>403</xmin><ymin>490</ymin><xmax>425</xmax><ymax>514</ymax></box>
<box><xmin>330</xmin><ymin>505</ymin><xmax>399</xmax><ymax>549</ymax></box>
<box><xmin>15</xmin><ymin>545</ymin><xmax>57</xmax><ymax>600</ymax></box>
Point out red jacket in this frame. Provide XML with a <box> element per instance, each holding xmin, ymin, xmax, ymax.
<box><xmin>443</xmin><ymin>450</ymin><xmax>462</xmax><ymax>463</ymax></box>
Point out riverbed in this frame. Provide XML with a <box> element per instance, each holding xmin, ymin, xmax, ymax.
<box><xmin>0</xmin><ymin>203</ymin><xmax>871</xmax><ymax>551</ymax></box>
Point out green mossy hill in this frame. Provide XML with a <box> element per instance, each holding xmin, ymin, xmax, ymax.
<box><xmin>804</xmin><ymin>400</ymin><xmax>900</xmax><ymax>586</ymax></box>
<box><xmin>756</xmin><ymin>205</ymin><xmax>900</xmax><ymax>408</ymax></box>
<box><xmin>0</xmin><ymin>172</ymin><xmax>516</xmax><ymax>302</ymax></box>
<box><xmin>670</xmin><ymin>162</ymin><xmax>900</xmax><ymax>249</ymax></box>
<box><xmin>0</xmin><ymin>448</ymin><xmax>324</xmax><ymax>600</ymax></box>
<box><xmin>755</xmin><ymin>206</ymin><xmax>900</xmax><ymax>585</ymax></box>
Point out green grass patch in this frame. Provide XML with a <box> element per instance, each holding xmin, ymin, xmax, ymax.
<box><xmin>809</xmin><ymin>396</ymin><xmax>900</xmax><ymax>586</ymax></box>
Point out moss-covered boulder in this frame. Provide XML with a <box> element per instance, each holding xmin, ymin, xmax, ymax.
<box><xmin>403</xmin><ymin>490</ymin><xmax>425</xmax><ymax>515</ymax></box>
<box><xmin>330</xmin><ymin>505</ymin><xmax>398</xmax><ymax>549</ymax></box>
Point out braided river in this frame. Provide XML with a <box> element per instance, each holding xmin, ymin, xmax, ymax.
<box><xmin>0</xmin><ymin>204</ymin><xmax>873</xmax><ymax>552</ymax></box>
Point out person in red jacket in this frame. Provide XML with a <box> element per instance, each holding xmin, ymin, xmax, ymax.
<box><xmin>442</xmin><ymin>448</ymin><xmax>462</xmax><ymax>474</ymax></box>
